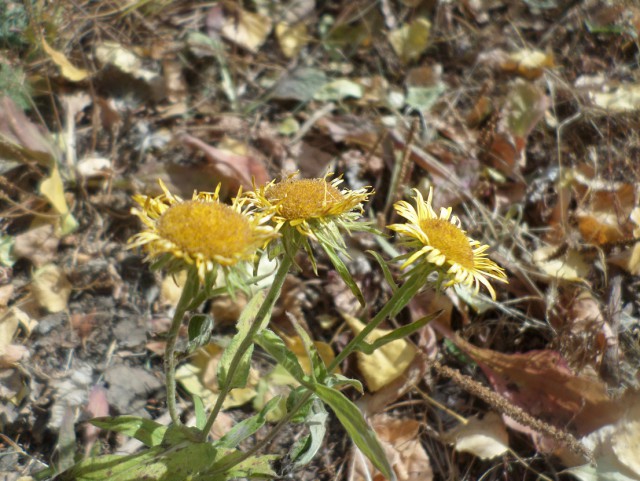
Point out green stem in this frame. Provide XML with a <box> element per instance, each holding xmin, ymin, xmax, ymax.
<box><xmin>199</xmin><ymin>254</ymin><xmax>294</xmax><ymax>441</ymax></box>
<box><xmin>165</xmin><ymin>269</ymin><xmax>199</xmax><ymax>426</ymax></box>
<box><xmin>328</xmin><ymin>264</ymin><xmax>429</xmax><ymax>371</ymax></box>
<box><xmin>210</xmin><ymin>265</ymin><xmax>430</xmax><ymax>475</ymax></box>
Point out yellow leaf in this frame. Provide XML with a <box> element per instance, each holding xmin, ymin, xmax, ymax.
<box><xmin>502</xmin><ymin>48</ymin><xmax>554</xmax><ymax>80</ymax></box>
<box><xmin>42</xmin><ymin>38</ymin><xmax>89</xmax><ymax>82</ymax></box>
<box><xmin>275</xmin><ymin>22</ymin><xmax>309</xmax><ymax>58</ymax></box>
<box><xmin>343</xmin><ymin>313</ymin><xmax>416</xmax><ymax>392</ymax></box>
<box><xmin>175</xmin><ymin>344</ymin><xmax>257</xmax><ymax>408</ymax></box>
<box><xmin>31</xmin><ymin>264</ymin><xmax>72</xmax><ymax>313</ymax></box>
<box><xmin>388</xmin><ymin>18</ymin><xmax>431</xmax><ymax>65</ymax></box>
<box><xmin>39</xmin><ymin>161</ymin><xmax>78</xmax><ymax>235</ymax></box>
<box><xmin>282</xmin><ymin>333</ymin><xmax>338</xmax><ymax>376</ymax></box>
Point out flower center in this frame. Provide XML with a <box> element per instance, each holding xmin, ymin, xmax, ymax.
<box><xmin>420</xmin><ymin>218</ymin><xmax>475</xmax><ymax>269</ymax></box>
<box><xmin>266</xmin><ymin>179</ymin><xmax>345</xmax><ymax>220</ymax></box>
<box><xmin>157</xmin><ymin>201</ymin><xmax>252</xmax><ymax>260</ymax></box>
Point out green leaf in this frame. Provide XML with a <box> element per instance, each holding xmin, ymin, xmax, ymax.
<box><xmin>291</xmin><ymin>399</ymin><xmax>328</xmax><ymax>466</ymax></box>
<box><xmin>193</xmin><ymin>394</ymin><xmax>206</xmax><ymax>430</ymax></box>
<box><xmin>286</xmin><ymin>386</ymin><xmax>315</xmax><ymax>423</ymax></box>
<box><xmin>313</xmin><ymin>78</ymin><xmax>363</xmax><ymax>102</ymax></box>
<box><xmin>222</xmin><ymin>454</ymin><xmax>279</xmax><ymax>479</ymax></box>
<box><xmin>219</xmin><ymin>395</ymin><xmax>284</xmax><ymax>449</ymax></box>
<box><xmin>314</xmin><ymin>385</ymin><xmax>395</xmax><ymax>481</ymax></box>
<box><xmin>90</xmin><ymin>416</ymin><xmax>168</xmax><ymax>447</ymax></box>
<box><xmin>388</xmin><ymin>264</ymin><xmax>430</xmax><ymax>318</ymax></box>
<box><xmin>187</xmin><ymin>314</ymin><xmax>214</xmax><ymax>353</ymax></box>
<box><xmin>321</xmin><ymin>242</ymin><xmax>365</xmax><ymax>307</ymax></box>
<box><xmin>325</xmin><ymin>374</ymin><xmax>364</xmax><ymax>393</ymax></box>
<box><xmin>367</xmin><ymin>250</ymin><xmax>397</xmax><ymax>292</ymax></box>
<box><xmin>256</xmin><ymin>329</ymin><xmax>308</xmax><ymax>384</ymax></box>
<box><xmin>356</xmin><ymin>311</ymin><xmax>442</xmax><ymax>354</ymax></box>
<box><xmin>218</xmin><ymin>290</ymin><xmax>266</xmax><ymax>390</ymax></box>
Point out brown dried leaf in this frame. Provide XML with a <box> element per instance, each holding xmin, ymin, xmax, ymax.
<box><xmin>453</xmin><ymin>335</ymin><xmax>617</xmax><ymax>436</ymax></box>
<box><xmin>350</xmin><ymin>414</ymin><xmax>433</xmax><ymax>481</ymax></box>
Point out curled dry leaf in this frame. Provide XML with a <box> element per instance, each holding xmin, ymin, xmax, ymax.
<box><xmin>342</xmin><ymin>313</ymin><xmax>416</xmax><ymax>392</ymax></box>
<box><xmin>444</xmin><ymin>412</ymin><xmax>509</xmax><ymax>459</ymax></box>
<box><xmin>533</xmin><ymin>245</ymin><xmax>590</xmax><ymax>283</ymax></box>
<box><xmin>31</xmin><ymin>264</ymin><xmax>72</xmax><ymax>313</ymax></box>
<box><xmin>41</xmin><ymin>38</ymin><xmax>90</xmax><ymax>82</ymax></box>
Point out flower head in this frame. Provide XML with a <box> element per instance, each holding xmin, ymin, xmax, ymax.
<box><xmin>246</xmin><ymin>173</ymin><xmax>373</xmax><ymax>305</ymax></box>
<box><xmin>388</xmin><ymin>188</ymin><xmax>507</xmax><ymax>299</ymax></box>
<box><xmin>248</xmin><ymin>174</ymin><xmax>372</xmax><ymax>238</ymax></box>
<box><xmin>128</xmin><ymin>180</ymin><xmax>277</xmax><ymax>283</ymax></box>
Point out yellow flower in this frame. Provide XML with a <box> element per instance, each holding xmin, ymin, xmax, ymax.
<box><xmin>128</xmin><ymin>180</ymin><xmax>277</xmax><ymax>282</ymax></box>
<box><xmin>388</xmin><ymin>188</ymin><xmax>507</xmax><ymax>299</ymax></box>
<box><xmin>248</xmin><ymin>174</ymin><xmax>372</xmax><ymax>238</ymax></box>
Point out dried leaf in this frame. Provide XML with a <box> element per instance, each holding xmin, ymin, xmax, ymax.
<box><xmin>175</xmin><ymin>344</ymin><xmax>257</xmax><ymax>408</ymax></box>
<box><xmin>502</xmin><ymin>48</ymin><xmax>555</xmax><ymax>80</ymax></box>
<box><xmin>453</xmin><ymin>335</ymin><xmax>617</xmax><ymax>437</ymax></box>
<box><xmin>350</xmin><ymin>414</ymin><xmax>433</xmax><ymax>481</ymax></box>
<box><xmin>314</xmin><ymin>79</ymin><xmax>364</xmax><ymax>102</ymax></box>
<box><xmin>343</xmin><ymin>313</ymin><xmax>416</xmax><ymax>392</ymax></box>
<box><xmin>39</xmin><ymin>162</ymin><xmax>78</xmax><ymax>235</ymax></box>
<box><xmin>31</xmin><ymin>264</ymin><xmax>72</xmax><ymax>313</ymax></box>
<box><xmin>388</xmin><ymin>18</ymin><xmax>431</xmax><ymax>65</ymax></box>
<box><xmin>533</xmin><ymin>245</ymin><xmax>590</xmax><ymax>282</ymax></box>
<box><xmin>13</xmin><ymin>223</ymin><xmax>59</xmax><ymax>267</ymax></box>
<box><xmin>42</xmin><ymin>38</ymin><xmax>90</xmax><ymax>82</ymax></box>
<box><xmin>589</xmin><ymin>84</ymin><xmax>640</xmax><ymax>112</ymax></box>
<box><xmin>282</xmin><ymin>333</ymin><xmax>337</xmax><ymax>376</ymax></box>
<box><xmin>275</xmin><ymin>22</ymin><xmax>309</xmax><ymax>58</ymax></box>
<box><xmin>444</xmin><ymin>412</ymin><xmax>509</xmax><ymax>459</ymax></box>
<box><xmin>220</xmin><ymin>6</ymin><xmax>272</xmax><ymax>52</ymax></box>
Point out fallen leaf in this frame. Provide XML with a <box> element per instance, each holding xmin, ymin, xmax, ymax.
<box><xmin>84</xmin><ymin>385</ymin><xmax>110</xmax><ymax>456</ymax></box>
<box><xmin>272</xmin><ymin>67</ymin><xmax>328</xmax><ymax>102</ymax></box>
<box><xmin>342</xmin><ymin>313</ymin><xmax>416</xmax><ymax>392</ymax></box>
<box><xmin>565</xmin><ymin>401</ymin><xmax>640</xmax><ymax>481</ymax></box>
<box><xmin>405</xmin><ymin>65</ymin><xmax>445</xmax><ymax>113</ymax></box>
<box><xmin>533</xmin><ymin>245</ymin><xmax>590</xmax><ymax>282</ymax></box>
<box><xmin>282</xmin><ymin>333</ymin><xmax>337</xmax><ymax>376</ymax></box>
<box><xmin>444</xmin><ymin>412</ymin><xmax>509</xmax><ymax>459</ymax></box>
<box><xmin>502</xmin><ymin>48</ymin><xmax>555</xmax><ymax>79</ymax></box>
<box><xmin>12</xmin><ymin>222</ymin><xmax>60</xmax><ymax>267</ymax></box>
<box><xmin>0</xmin><ymin>96</ymin><xmax>59</xmax><ymax>166</ymax></box>
<box><xmin>31</xmin><ymin>264</ymin><xmax>72</xmax><ymax>313</ymax></box>
<box><xmin>388</xmin><ymin>18</ymin><xmax>432</xmax><ymax>65</ymax></box>
<box><xmin>220</xmin><ymin>5</ymin><xmax>272</xmax><ymax>52</ymax></box>
<box><xmin>159</xmin><ymin>271</ymin><xmax>187</xmax><ymax>308</ymax></box>
<box><xmin>275</xmin><ymin>21</ymin><xmax>309</xmax><ymax>58</ymax></box>
<box><xmin>42</xmin><ymin>38</ymin><xmax>90</xmax><ymax>82</ymax></box>
<box><xmin>39</xmin><ymin>161</ymin><xmax>79</xmax><ymax>236</ymax></box>
<box><xmin>179</xmin><ymin>134</ymin><xmax>269</xmax><ymax>192</ymax></box>
<box><xmin>589</xmin><ymin>83</ymin><xmax>640</xmax><ymax>112</ymax></box>
<box><xmin>314</xmin><ymin>78</ymin><xmax>364</xmax><ymax>102</ymax></box>
<box><xmin>452</xmin><ymin>335</ymin><xmax>618</xmax><ymax>438</ymax></box>
<box><xmin>175</xmin><ymin>344</ymin><xmax>258</xmax><ymax>408</ymax></box>
<box><xmin>350</xmin><ymin>413</ymin><xmax>433</xmax><ymax>481</ymax></box>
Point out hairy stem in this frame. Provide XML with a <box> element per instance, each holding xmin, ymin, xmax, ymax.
<box><xmin>165</xmin><ymin>269</ymin><xmax>199</xmax><ymax>426</ymax></box>
<box><xmin>199</xmin><ymin>254</ymin><xmax>294</xmax><ymax>440</ymax></box>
